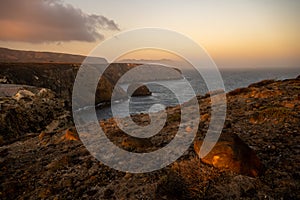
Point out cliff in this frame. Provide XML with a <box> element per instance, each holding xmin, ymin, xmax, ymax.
<box><xmin>0</xmin><ymin>63</ymin><xmax>127</xmax><ymax>106</ymax></box>
<box><xmin>101</xmin><ymin>63</ymin><xmax>182</xmax><ymax>84</ymax></box>
<box><xmin>0</xmin><ymin>62</ymin><xmax>182</xmax><ymax>107</ymax></box>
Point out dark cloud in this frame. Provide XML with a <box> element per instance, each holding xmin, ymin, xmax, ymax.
<box><xmin>0</xmin><ymin>0</ymin><xmax>120</xmax><ymax>43</ymax></box>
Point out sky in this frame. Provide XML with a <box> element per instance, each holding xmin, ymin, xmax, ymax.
<box><xmin>0</xmin><ymin>0</ymin><xmax>299</xmax><ymax>68</ymax></box>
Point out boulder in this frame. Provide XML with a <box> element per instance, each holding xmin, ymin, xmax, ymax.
<box><xmin>194</xmin><ymin>132</ymin><xmax>264</xmax><ymax>177</ymax></box>
<box><xmin>127</xmin><ymin>83</ymin><xmax>152</xmax><ymax>97</ymax></box>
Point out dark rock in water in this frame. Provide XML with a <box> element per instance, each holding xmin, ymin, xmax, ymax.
<box><xmin>297</xmin><ymin>75</ymin><xmax>300</xmax><ymax>79</ymax></box>
<box><xmin>127</xmin><ymin>83</ymin><xmax>152</xmax><ymax>97</ymax></box>
<box><xmin>194</xmin><ymin>132</ymin><xmax>264</xmax><ymax>177</ymax></box>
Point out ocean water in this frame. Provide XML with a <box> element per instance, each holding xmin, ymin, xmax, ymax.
<box><xmin>96</xmin><ymin>67</ymin><xmax>299</xmax><ymax>119</ymax></box>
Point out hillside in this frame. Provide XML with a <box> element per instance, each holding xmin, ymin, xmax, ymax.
<box><xmin>0</xmin><ymin>47</ymin><xmax>107</xmax><ymax>64</ymax></box>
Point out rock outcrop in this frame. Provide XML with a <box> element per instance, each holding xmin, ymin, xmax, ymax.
<box><xmin>127</xmin><ymin>83</ymin><xmax>152</xmax><ymax>97</ymax></box>
<box><xmin>0</xmin><ymin>85</ymin><xmax>71</xmax><ymax>144</ymax></box>
<box><xmin>194</xmin><ymin>132</ymin><xmax>264</xmax><ymax>177</ymax></box>
<box><xmin>102</xmin><ymin>63</ymin><xmax>182</xmax><ymax>84</ymax></box>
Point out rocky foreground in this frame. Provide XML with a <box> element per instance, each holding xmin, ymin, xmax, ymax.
<box><xmin>0</xmin><ymin>76</ymin><xmax>299</xmax><ymax>199</ymax></box>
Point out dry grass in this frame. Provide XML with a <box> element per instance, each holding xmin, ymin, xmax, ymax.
<box><xmin>250</xmin><ymin>106</ymin><xmax>296</xmax><ymax>124</ymax></box>
<box><xmin>156</xmin><ymin>157</ymin><xmax>221</xmax><ymax>199</ymax></box>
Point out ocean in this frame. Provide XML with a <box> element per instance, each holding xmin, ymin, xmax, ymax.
<box><xmin>96</xmin><ymin>67</ymin><xmax>299</xmax><ymax>119</ymax></box>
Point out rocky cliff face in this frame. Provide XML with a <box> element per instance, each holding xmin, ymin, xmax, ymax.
<box><xmin>101</xmin><ymin>63</ymin><xmax>182</xmax><ymax>84</ymax></box>
<box><xmin>0</xmin><ymin>63</ymin><xmax>182</xmax><ymax>108</ymax></box>
<box><xmin>0</xmin><ymin>63</ymin><xmax>78</xmax><ymax>103</ymax></box>
<box><xmin>0</xmin><ymin>63</ymin><xmax>127</xmax><ymax>107</ymax></box>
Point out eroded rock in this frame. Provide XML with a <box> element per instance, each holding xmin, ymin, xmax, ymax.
<box><xmin>194</xmin><ymin>132</ymin><xmax>264</xmax><ymax>177</ymax></box>
<box><xmin>127</xmin><ymin>83</ymin><xmax>152</xmax><ymax>97</ymax></box>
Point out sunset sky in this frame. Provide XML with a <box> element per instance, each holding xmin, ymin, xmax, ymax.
<box><xmin>0</xmin><ymin>0</ymin><xmax>299</xmax><ymax>68</ymax></box>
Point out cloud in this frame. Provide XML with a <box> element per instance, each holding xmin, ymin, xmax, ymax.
<box><xmin>0</xmin><ymin>0</ymin><xmax>120</xmax><ymax>43</ymax></box>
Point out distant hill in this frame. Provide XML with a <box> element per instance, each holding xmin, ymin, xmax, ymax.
<box><xmin>0</xmin><ymin>47</ymin><xmax>107</xmax><ymax>64</ymax></box>
<box><xmin>119</xmin><ymin>58</ymin><xmax>192</xmax><ymax>69</ymax></box>
<box><xmin>119</xmin><ymin>59</ymin><xmax>178</xmax><ymax>66</ymax></box>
